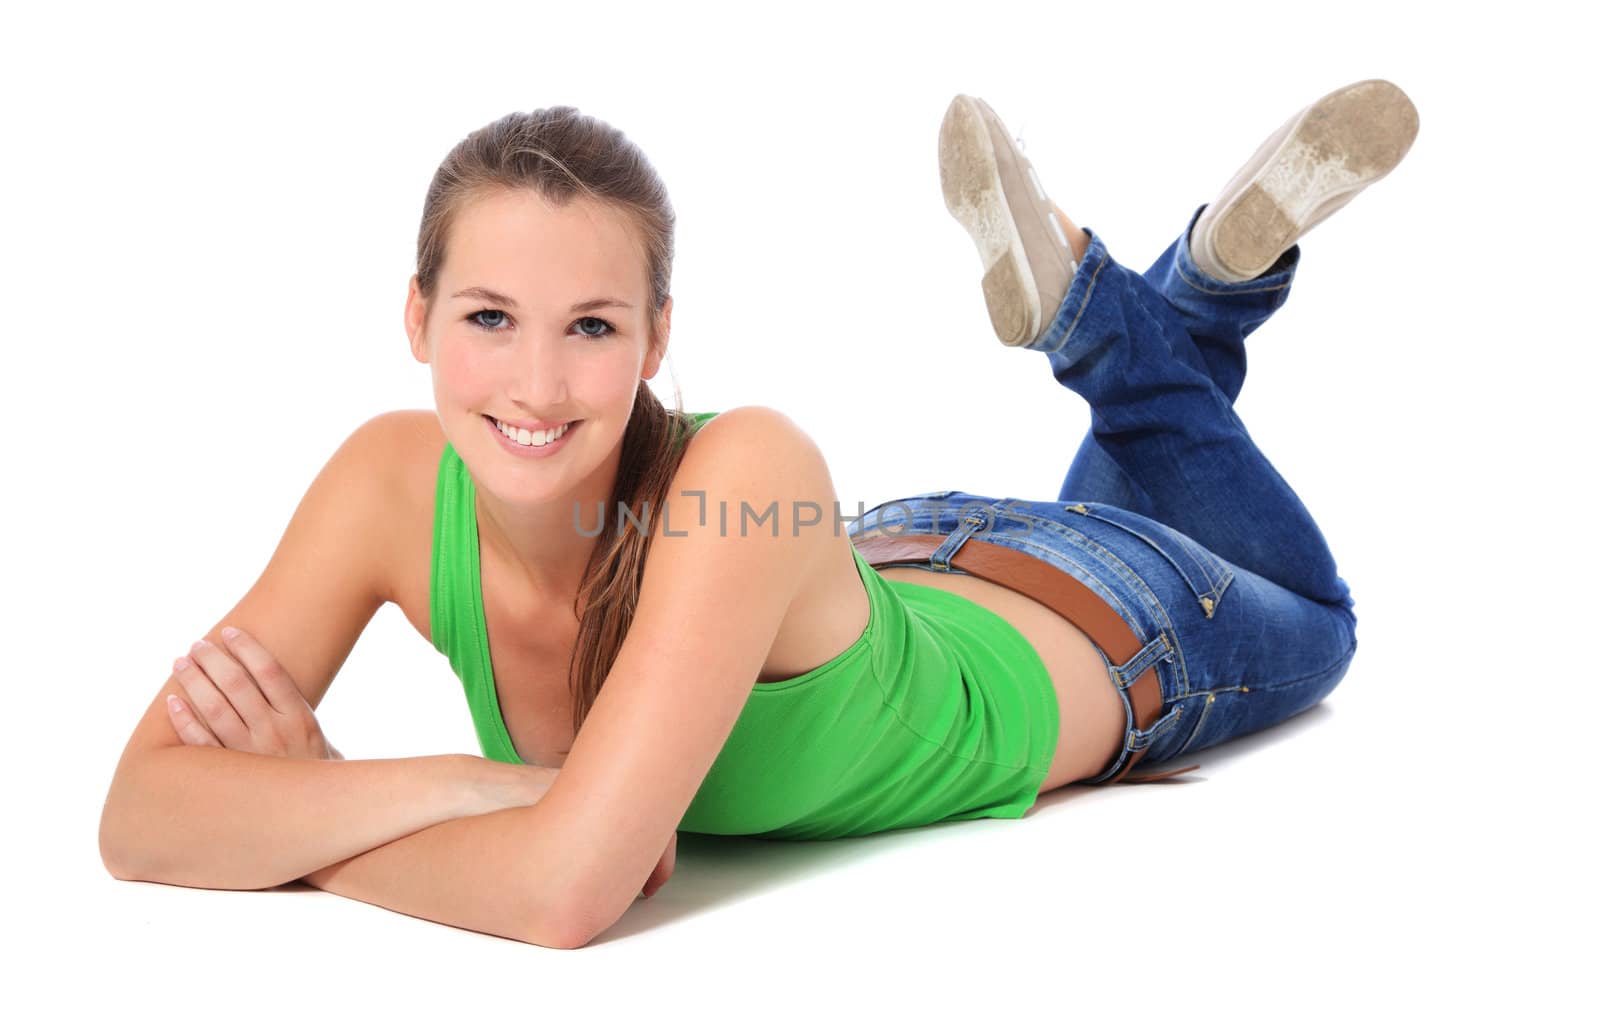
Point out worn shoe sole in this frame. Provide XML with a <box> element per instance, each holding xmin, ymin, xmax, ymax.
<box><xmin>1191</xmin><ymin>79</ymin><xmax>1420</xmax><ymax>281</ymax></box>
<box><xmin>939</xmin><ymin>94</ymin><xmax>1078</xmax><ymax>347</ymax></box>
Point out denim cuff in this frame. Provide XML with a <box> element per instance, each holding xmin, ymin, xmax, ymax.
<box><xmin>1174</xmin><ymin>202</ymin><xmax>1300</xmax><ymax>296</ymax></box>
<box><xmin>1027</xmin><ymin>223</ymin><xmax>1111</xmax><ymax>356</ymax></box>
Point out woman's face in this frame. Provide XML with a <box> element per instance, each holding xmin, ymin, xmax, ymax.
<box><xmin>406</xmin><ymin>187</ymin><xmax>667</xmax><ymax>504</ymax></box>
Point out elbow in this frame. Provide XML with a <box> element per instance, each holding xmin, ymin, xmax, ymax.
<box><xmin>516</xmin><ymin>826</ymin><xmax>615</xmax><ymax>948</ymax></box>
<box><xmin>530</xmin><ymin>921</ymin><xmax>597</xmax><ymax>951</ymax></box>
<box><xmin>98</xmin><ymin>786</ymin><xmax>142</xmax><ymax>882</ymax></box>
<box><xmin>100</xmin><ymin>804</ymin><xmax>156</xmax><ymax>883</ymax></box>
<box><xmin>522</xmin><ymin>881</ymin><xmax>615</xmax><ymax>951</ymax></box>
<box><xmin>550</xmin><ymin>904</ymin><xmax>619</xmax><ymax>950</ymax></box>
<box><xmin>98</xmin><ymin>748</ymin><xmax>181</xmax><ymax>883</ymax></box>
<box><xmin>100</xmin><ymin>840</ymin><xmax>132</xmax><ymax>882</ymax></box>
<box><xmin>518</xmin><ymin>906</ymin><xmax>598</xmax><ymax>950</ymax></box>
<box><xmin>99</xmin><ymin>837</ymin><xmax>136</xmax><ymax>882</ymax></box>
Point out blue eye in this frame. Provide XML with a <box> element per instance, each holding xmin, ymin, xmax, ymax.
<box><xmin>574</xmin><ymin>316</ymin><xmax>616</xmax><ymax>339</ymax></box>
<box><xmin>467</xmin><ymin>310</ymin><xmax>616</xmax><ymax>340</ymax></box>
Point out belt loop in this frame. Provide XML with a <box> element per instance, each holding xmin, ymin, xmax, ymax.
<box><xmin>854</xmin><ymin>528</ymin><xmax>1200</xmax><ymax>785</ymax></box>
<box><xmin>929</xmin><ymin>505</ymin><xmax>992</xmax><ymax>571</ymax></box>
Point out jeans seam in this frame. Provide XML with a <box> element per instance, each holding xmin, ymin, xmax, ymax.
<box><xmin>1043</xmin><ymin>247</ymin><xmax>1110</xmax><ymax>355</ymax></box>
<box><xmin>1168</xmin><ymin>533</ymin><xmax>1234</xmax><ymax>600</ymax></box>
<box><xmin>986</xmin><ymin>520</ymin><xmax>1197</xmax><ymax>714</ymax></box>
<box><xmin>986</xmin><ymin>519</ymin><xmax>1196</xmax><ymax>702</ymax></box>
<box><xmin>1174</xmin><ymin>692</ymin><xmax>1219</xmax><ymax>755</ymax></box>
<box><xmin>1241</xmin><ymin>638</ymin><xmax>1360</xmax><ymax>694</ymax></box>
<box><xmin>1091</xmin><ymin>295</ymin><xmax>1237</xmax><ymax>607</ymax></box>
<box><xmin>982</xmin><ymin>522</ymin><xmax>1167</xmax><ymax>645</ymax></box>
<box><xmin>1055</xmin><ymin>502</ymin><xmax>1232</xmax><ymax>620</ymax></box>
<box><xmin>1174</xmin><ymin>255</ymin><xmax>1294</xmax><ymax>296</ymax></box>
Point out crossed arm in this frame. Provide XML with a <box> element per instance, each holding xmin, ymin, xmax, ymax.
<box><xmin>108</xmin><ymin>606</ymin><xmax>686</xmax><ymax>947</ymax></box>
<box><xmin>294</xmin><ymin>781</ymin><xmax>592</xmax><ymax>950</ymax></box>
<box><xmin>104</xmin><ymin>406</ymin><xmax>830</xmax><ymax>949</ymax></box>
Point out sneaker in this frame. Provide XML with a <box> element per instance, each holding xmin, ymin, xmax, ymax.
<box><xmin>1189</xmin><ymin>78</ymin><xmax>1420</xmax><ymax>282</ymax></box>
<box><xmin>939</xmin><ymin>94</ymin><xmax>1079</xmax><ymax>348</ymax></box>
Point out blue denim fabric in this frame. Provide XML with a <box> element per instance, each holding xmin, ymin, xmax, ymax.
<box><xmin>847</xmin><ymin>204</ymin><xmax>1359</xmax><ymax>782</ymax></box>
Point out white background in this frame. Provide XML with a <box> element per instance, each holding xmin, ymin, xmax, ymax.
<box><xmin>6</xmin><ymin>0</ymin><xmax>1594</xmax><ymax>1024</ymax></box>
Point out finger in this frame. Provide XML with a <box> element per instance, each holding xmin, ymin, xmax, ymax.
<box><xmin>172</xmin><ymin>646</ymin><xmax>252</xmax><ymax>748</ymax></box>
<box><xmin>217</xmin><ymin>627</ymin><xmax>309</xmax><ymax>715</ymax></box>
<box><xmin>165</xmin><ymin>693</ymin><xmax>222</xmax><ymax>748</ymax></box>
<box><xmin>187</xmin><ymin>636</ymin><xmax>277</xmax><ymax>731</ymax></box>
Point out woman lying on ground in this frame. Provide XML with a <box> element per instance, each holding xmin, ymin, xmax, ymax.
<box><xmin>99</xmin><ymin>79</ymin><xmax>1418</xmax><ymax>948</ymax></box>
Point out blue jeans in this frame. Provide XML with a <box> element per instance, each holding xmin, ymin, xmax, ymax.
<box><xmin>848</xmin><ymin>204</ymin><xmax>1359</xmax><ymax>782</ymax></box>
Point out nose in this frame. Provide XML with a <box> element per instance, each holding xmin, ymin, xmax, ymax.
<box><xmin>506</xmin><ymin>334</ymin><xmax>571</xmax><ymax>410</ymax></box>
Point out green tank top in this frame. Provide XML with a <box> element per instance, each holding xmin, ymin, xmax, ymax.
<box><xmin>430</xmin><ymin>410</ymin><xmax>1060</xmax><ymax>840</ymax></box>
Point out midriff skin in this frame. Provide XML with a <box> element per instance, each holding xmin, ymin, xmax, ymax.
<box><xmin>872</xmin><ymin>566</ymin><xmax>1124</xmax><ymax>792</ymax></box>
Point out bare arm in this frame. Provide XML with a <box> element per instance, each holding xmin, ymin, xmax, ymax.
<box><xmin>296</xmin><ymin>797</ymin><xmax>578</xmax><ymax>949</ymax></box>
<box><xmin>290</xmin><ymin>769</ymin><xmax>679</xmax><ymax>950</ymax></box>
<box><xmin>100</xmin><ymin>747</ymin><xmax>545</xmax><ymax>889</ymax></box>
<box><xmin>98</xmin><ymin>413</ymin><xmax>532</xmax><ymax>887</ymax></box>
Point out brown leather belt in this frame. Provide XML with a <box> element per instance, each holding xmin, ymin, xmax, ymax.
<box><xmin>851</xmin><ymin>532</ymin><xmax>1199</xmax><ymax>785</ymax></box>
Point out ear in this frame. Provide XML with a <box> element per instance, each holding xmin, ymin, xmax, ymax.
<box><xmin>405</xmin><ymin>275</ymin><xmax>430</xmax><ymax>363</ymax></box>
<box><xmin>642</xmin><ymin>295</ymin><xmax>671</xmax><ymax>380</ymax></box>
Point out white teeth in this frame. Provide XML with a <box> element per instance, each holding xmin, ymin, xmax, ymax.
<box><xmin>494</xmin><ymin>418</ymin><xmax>571</xmax><ymax>447</ymax></box>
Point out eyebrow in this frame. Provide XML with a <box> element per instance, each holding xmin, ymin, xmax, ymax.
<box><xmin>450</xmin><ymin>286</ymin><xmax>634</xmax><ymax>313</ymax></box>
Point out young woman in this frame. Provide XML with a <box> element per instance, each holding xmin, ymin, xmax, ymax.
<box><xmin>99</xmin><ymin>79</ymin><xmax>1418</xmax><ymax>948</ymax></box>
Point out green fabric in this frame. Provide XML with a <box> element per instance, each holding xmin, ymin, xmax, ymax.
<box><xmin>430</xmin><ymin>409</ymin><xmax>1060</xmax><ymax>840</ymax></box>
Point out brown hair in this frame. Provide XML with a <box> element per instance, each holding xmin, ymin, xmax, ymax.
<box><xmin>412</xmin><ymin>105</ymin><xmax>703</xmax><ymax>739</ymax></box>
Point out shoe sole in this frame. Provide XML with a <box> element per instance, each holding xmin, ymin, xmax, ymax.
<box><xmin>939</xmin><ymin>95</ymin><xmax>1076</xmax><ymax>347</ymax></box>
<box><xmin>1199</xmin><ymin>79</ymin><xmax>1420</xmax><ymax>280</ymax></box>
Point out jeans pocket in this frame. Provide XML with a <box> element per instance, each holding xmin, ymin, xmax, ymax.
<box><xmin>1062</xmin><ymin>502</ymin><xmax>1234</xmax><ymax>618</ymax></box>
<box><xmin>1168</xmin><ymin>691</ymin><xmax>1228</xmax><ymax>760</ymax></box>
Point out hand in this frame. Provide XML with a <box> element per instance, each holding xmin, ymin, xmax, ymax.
<box><xmin>165</xmin><ymin>626</ymin><xmax>343</xmax><ymax>761</ymax></box>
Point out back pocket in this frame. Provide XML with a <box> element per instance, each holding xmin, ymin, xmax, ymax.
<box><xmin>1061</xmin><ymin>502</ymin><xmax>1233</xmax><ymax>618</ymax></box>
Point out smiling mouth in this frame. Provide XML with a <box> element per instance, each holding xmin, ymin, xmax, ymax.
<box><xmin>484</xmin><ymin>414</ymin><xmax>582</xmax><ymax>446</ymax></box>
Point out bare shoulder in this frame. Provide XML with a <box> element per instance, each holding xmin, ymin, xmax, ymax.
<box><xmin>103</xmin><ymin>408</ymin><xmax>443</xmax><ymax>780</ymax></box>
<box><xmin>358</xmin><ymin>410</ymin><xmax>447</xmax><ymax>633</ymax></box>
<box><xmin>687</xmin><ymin>403</ymin><xmax>813</xmax><ymax>441</ymax></box>
<box><xmin>673</xmin><ymin>404</ymin><xmax>842</xmax><ymax>557</ymax></box>
<box><xmin>372</xmin><ymin>408</ymin><xmax>449</xmax><ymax>507</ymax></box>
<box><xmin>366</xmin><ymin>407</ymin><xmax>447</xmax><ymax>465</ymax></box>
<box><xmin>300</xmin><ymin>409</ymin><xmax>442</xmax><ymax>606</ymax></box>
<box><xmin>679</xmin><ymin>404</ymin><xmax>832</xmax><ymax>483</ymax></box>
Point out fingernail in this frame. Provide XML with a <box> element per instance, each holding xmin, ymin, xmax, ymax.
<box><xmin>221</xmin><ymin>627</ymin><xmax>240</xmax><ymax>641</ymax></box>
<box><xmin>174</xmin><ymin>657</ymin><xmax>192</xmax><ymax>672</ymax></box>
